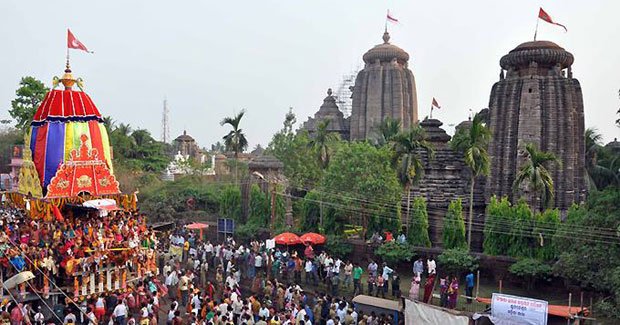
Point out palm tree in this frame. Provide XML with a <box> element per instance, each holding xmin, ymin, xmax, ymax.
<box><xmin>513</xmin><ymin>143</ymin><xmax>560</xmax><ymax>210</ymax></box>
<box><xmin>102</xmin><ymin>116</ymin><xmax>115</xmax><ymax>134</ymax></box>
<box><xmin>220</xmin><ymin>110</ymin><xmax>249</xmax><ymax>182</ymax></box>
<box><xmin>220</xmin><ymin>110</ymin><xmax>248</xmax><ymax>158</ymax></box>
<box><xmin>450</xmin><ymin>113</ymin><xmax>491</xmax><ymax>249</ymax></box>
<box><xmin>391</xmin><ymin>126</ymin><xmax>434</xmax><ymax>225</ymax></box>
<box><xmin>307</xmin><ymin>120</ymin><xmax>339</xmax><ymax>169</ymax></box>
<box><xmin>307</xmin><ymin>120</ymin><xmax>339</xmax><ymax>229</ymax></box>
<box><xmin>375</xmin><ymin>117</ymin><xmax>401</xmax><ymax>146</ymax></box>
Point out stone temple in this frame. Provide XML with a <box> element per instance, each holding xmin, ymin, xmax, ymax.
<box><xmin>303</xmin><ymin>30</ymin><xmax>418</xmax><ymax>140</ymax></box>
<box><xmin>301</xmin><ymin>35</ymin><xmax>587</xmax><ymax>248</ymax></box>
<box><xmin>486</xmin><ymin>40</ymin><xmax>587</xmax><ymax>210</ymax></box>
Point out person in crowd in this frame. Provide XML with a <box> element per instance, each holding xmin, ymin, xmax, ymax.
<box><xmin>448</xmin><ymin>276</ymin><xmax>459</xmax><ymax>309</ymax></box>
<box><xmin>465</xmin><ymin>270</ymin><xmax>475</xmax><ymax>304</ymax></box>
<box><xmin>409</xmin><ymin>275</ymin><xmax>420</xmax><ymax>301</ymax></box>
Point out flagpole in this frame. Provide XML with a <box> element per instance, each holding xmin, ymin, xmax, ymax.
<box><xmin>385</xmin><ymin>10</ymin><xmax>388</xmax><ymax>32</ymax></box>
<box><xmin>534</xmin><ymin>15</ymin><xmax>540</xmax><ymax>41</ymax></box>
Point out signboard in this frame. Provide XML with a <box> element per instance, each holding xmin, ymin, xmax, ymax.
<box><xmin>491</xmin><ymin>293</ymin><xmax>548</xmax><ymax>325</ymax></box>
<box><xmin>217</xmin><ymin>218</ymin><xmax>235</xmax><ymax>234</ymax></box>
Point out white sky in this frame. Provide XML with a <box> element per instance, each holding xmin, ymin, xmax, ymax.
<box><xmin>1</xmin><ymin>0</ymin><xmax>618</xmax><ymax>149</ymax></box>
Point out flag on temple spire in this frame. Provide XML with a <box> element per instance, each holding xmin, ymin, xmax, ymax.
<box><xmin>67</xmin><ymin>29</ymin><xmax>93</xmax><ymax>53</ymax></box>
<box><xmin>432</xmin><ymin>97</ymin><xmax>441</xmax><ymax>109</ymax></box>
<box><xmin>387</xmin><ymin>10</ymin><xmax>399</xmax><ymax>24</ymax></box>
<box><xmin>538</xmin><ymin>7</ymin><xmax>567</xmax><ymax>32</ymax></box>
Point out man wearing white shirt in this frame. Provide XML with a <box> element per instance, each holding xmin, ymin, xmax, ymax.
<box><xmin>427</xmin><ymin>255</ymin><xmax>437</xmax><ymax>275</ymax></box>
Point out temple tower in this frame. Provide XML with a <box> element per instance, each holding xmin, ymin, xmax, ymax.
<box><xmin>349</xmin><ymin>30</ymin><xmax>418</xmax><ymax>140</ymax></box>
<box><xmin>302</xmin><ymin>88</ymin><xmax>349</xmax><ymax>140</ymax></box>
<box><xmin>486</xmin><ymin>40</ymin><xmax>587</xmax><ymax>210</ymax></box>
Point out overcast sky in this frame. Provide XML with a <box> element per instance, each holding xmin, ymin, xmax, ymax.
<box><xmin>1</xmin><ymin>0</ymin><xmax>618</xmax><ymax>150</ymax></box>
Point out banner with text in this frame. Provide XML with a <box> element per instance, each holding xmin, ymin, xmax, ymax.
<box><xmin>491</xmin><ymin>293</ymin><xmax>548</xmax><ymax>325</ymax></box>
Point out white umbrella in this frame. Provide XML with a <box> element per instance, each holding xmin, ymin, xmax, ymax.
<box><xmin>83</xmin><ymin>199</ymin><xmax>119</xmax><ymax>216</ymax></box>
<box><xmin>2</xmin><ymin>271</ymin><xmax>34</xmax><ymax>290</ymax></box>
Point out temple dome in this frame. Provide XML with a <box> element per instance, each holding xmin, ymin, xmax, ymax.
<box><xmin>362</xmin><ymin>31</ymin><xmax>410</xmax><ymax>64</ymax></box>
<box><xmin>500</xmin><ymin>40</ymin><xmax>574</xmax><ymax>70</ymax></box>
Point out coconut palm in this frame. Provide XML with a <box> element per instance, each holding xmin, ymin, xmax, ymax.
<box><xmin>513</xmin><ymin>144</ymin><xmax>560</xmax><ymax>210</ymax></box>
<box><xmin>375</xmin><ymin>117</ymin><xmax>401</xmax><ymax>146</ymax></box>
<box><xmin>450</xmin><ymin>112</ymin><xmax>491</xmax><ymax>249</ymax></box>
<box><xmin>220</xmin><ymin>110</ymin><xmax>249</xmax><ymax>182</ymax></box>
<box><xmin>391</xmin><ymin>126</ymin><xmax>434</xmax><ymax>225</ymax></box>
<box><xmin>307</xmin><ymin>120</ymin><xmax>339</xmax><ymax>170</ymax></box>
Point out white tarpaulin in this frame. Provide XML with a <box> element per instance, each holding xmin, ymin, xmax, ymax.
<box><xmin>404</xmin><ymin>299</ymin><xmax>470</xmax><ymax>325</ymax></box>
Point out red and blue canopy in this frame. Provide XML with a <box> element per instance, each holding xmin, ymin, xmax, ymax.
<box><xmin>27</xmin><ymin>89</ymin><xmax>113</xmax><ymax>191</ymax></box>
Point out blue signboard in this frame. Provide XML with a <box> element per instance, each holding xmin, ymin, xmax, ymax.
<box><xmin>218</xmin><ymin>218</ymin><xmax>235</xmax><ymax>234</ymax></box>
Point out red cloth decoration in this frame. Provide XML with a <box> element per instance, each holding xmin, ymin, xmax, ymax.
<box><xmin>32</xmin><ymin>90</ymin><xmax>102</xmax><ymax>124</ymax></box>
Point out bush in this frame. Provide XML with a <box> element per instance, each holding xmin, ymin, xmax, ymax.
<box><xmin>442</xmin><ymin>199</ymin><xmax>467</xmax><ymax>250</ymax></box>
<box><xmin>375</xmin><ymin>241</ymin><xmax>415</xmax><ymax>265</ymax></box>
<box><xmin>248</xmin><ymin>184</ymin><xmax>270</xmax><ymax>225</ymax></box>
<box><xmin>219</xmin><ymin>185</ymin><xmax>241</xmax><ymax>221</ymax></box>
<box><xmin>408</xmin><ymin>197</ymin><xmax>431</xmax><ymax>247</ymax></box>
<box><xmin>509</xmin><ymin>258</ymin><xmax>552</xmax><ymax>291</ymax></box>
<box><xmin>437</xmin><ymin>248</ymin><xmax>478</xmax><ymax>276</ymax></box>
<box><xmin>325</xmin><ymin>235</ymin><xmax>353</xmax><ymax>259</ymax></box>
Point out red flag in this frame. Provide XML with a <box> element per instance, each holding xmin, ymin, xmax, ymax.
<box><xmin>67</xmin><ymin>29</ymin><xmax>92</xmax><ymax>53</ymax></box>
<box><xmin>432</xmin><ymin>97</ymin><xmax>441</xmax><ymax>109</ymax></box>
<box><xmin>387</xmin><ymin>10</ymin><xmax>399</xmax><ymax>24</ymax></box>
<box><xmin>538</xmin><ymin>8</ymin><xmax>567</xmax><ymax>32</ymax></box>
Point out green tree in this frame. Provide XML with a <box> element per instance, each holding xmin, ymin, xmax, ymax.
<box><xmin>0</xmin><ymin>128</ymin><xmax>23</xmax><ymax>174</ymax></box>
<box><xmin>585</xmin><ymin>128</ymin><xmax>620</xmax><ymax>190</ymax></box>
<box><xmin>9</xmin><ymin>76</ymin><xmax>49</xmax><ymax>130</ymax></box>
<box><xmin>308</xmin><ymin>120</ymin><xmax>339</xmax><ymax>170</ymax></box>
<box><xmin>553</xmin><ymin>188</ymin><xmax>620</xmax><ymax>317</ymax></box>
<box><xmin>483</xmin><ymin>196</ymin><xmax>512</xmax><ymax>256</ymax></box>
<box><xmin>220</xmin><ymin>110</ymin><xmax>249</xmax><ymax>158</ymax></box>
<box><xmin>532</xmin><ymin>208</ymin><xmax>559</xmax><ymax>261</ymax></box>
<box><xmin>408</xmin><ymin>197</ymin><xmax>431</xmax><ymax>247</ymax></box>
<box><xmin>509</xmin><ymin>258</ymin><xmax>552</xmax><ymax>291</ymax></box>
<box><xmin>374</xmin><ymin>117</ymin><xmax>401</xmax><ymax>146</ymax></box>
<box><xmin>321</xmin><ymin>142</ymin><xmax>401</xmax><ymax>237</ymax></box>
<box><xmin>437</xmin><ymin>248</ymin><xmax>478</xmax><ymax>276</ymax></box>
<box><xmin>219</xmin><ymin>185</ymin><xmax>242</xmax><ymax>221</ymax></box>
<box><xmin>391</xmin><ymin>126</ymin><xmax>434</xmax><ymax>224</ymax></box>
<box><xmin>300</xmin><ymin>190</ymin><xmax>321</xmax><ymax>232</ymax></box>
<box><xmin>451</xmin><ymin>112</ymin><xmax>491</xmax><ymax>249</ymax></box>
<box><xmin>507</xmin><ymin>200</ymin><xmax>534</xmax><ymax>258</ymax></box>
<box><xmin>220</xmin><ymin>110</ymin><xmax>248</xmax><ymax>183</ymax></box>
<box><xmin>443</xmin><ymin>199</ymin><xmax>467</xmax><ymax>250</ymax></box>
<box><xmin>267</xmin><ymin>110</ymin><xmax>322</xmax><ymax>189</ymax></box>
<box><xmin>248</xmin><ymin>184</ymin><xmax>270</xmax><ymax>225</ymax></box>
<box><xmin>513</xmin><ymin>143</ymin><xmax>560</xmax><ymax>210</ymax></box>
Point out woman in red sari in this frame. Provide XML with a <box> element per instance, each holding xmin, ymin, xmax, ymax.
<box><xmin>423</xmin><ymin>273</ymin><xmax>435</xmax><ymax>303</ymax></box>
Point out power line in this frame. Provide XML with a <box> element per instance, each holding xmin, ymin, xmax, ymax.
<box><xmin>278</xmin><ymin>191</ymin><xmax>620</xmax><ymax>245</ymax></box>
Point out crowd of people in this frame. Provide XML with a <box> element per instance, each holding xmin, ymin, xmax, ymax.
<box><xmin>0</xmin><ymin>203</ymin><xmax>476</xmax><ymax>324</ymax></box>
<box><xmin>0</xmin><ymin>205</ymin><xmax>159</xmax><ymax>324</ymax></box>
